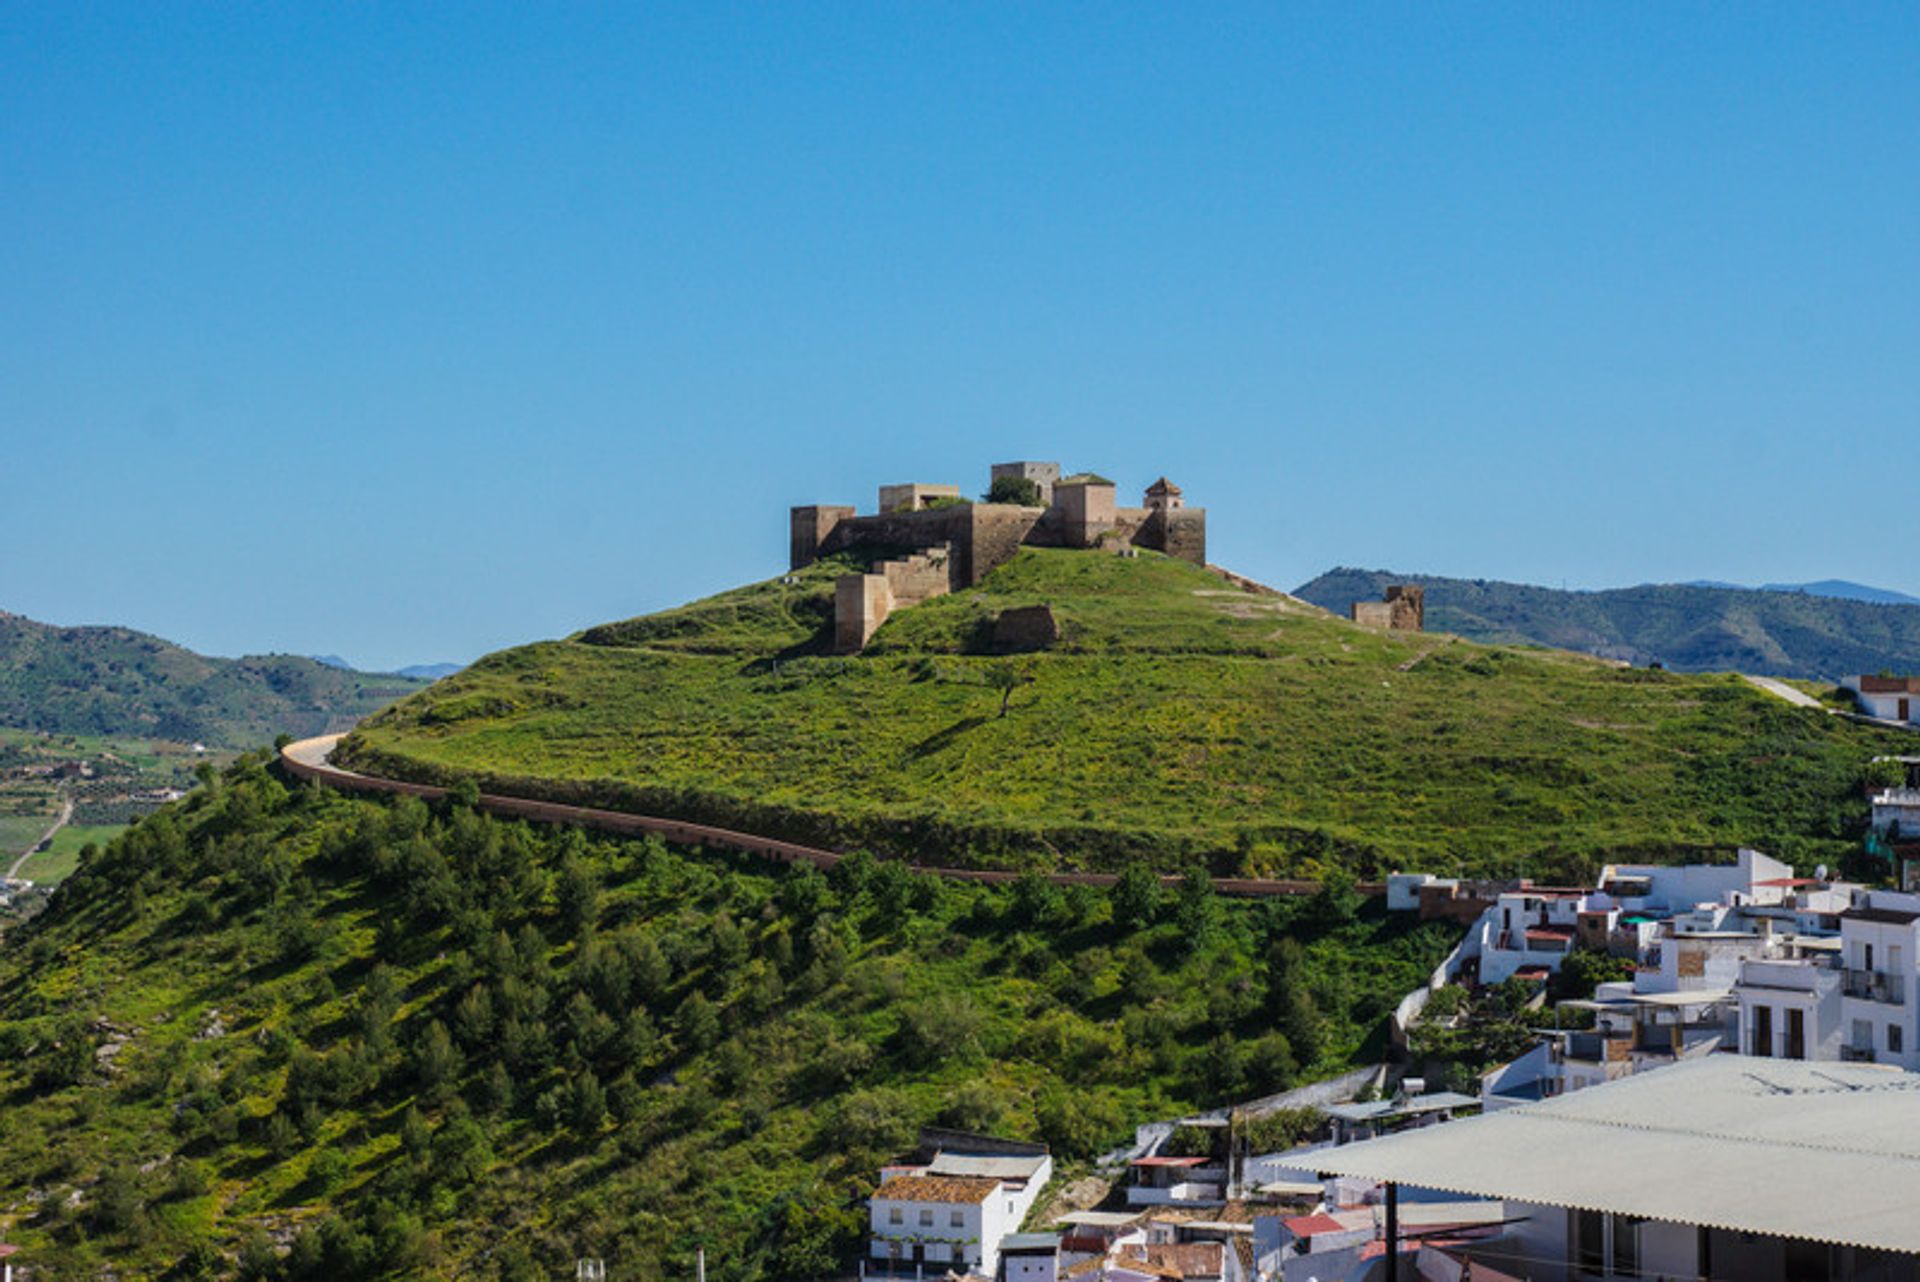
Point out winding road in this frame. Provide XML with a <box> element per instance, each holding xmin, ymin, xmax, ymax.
<box><xmin>279</xmin><ymin>735</ymin><xmax>1379</xmax><ymax>899</ymax></box>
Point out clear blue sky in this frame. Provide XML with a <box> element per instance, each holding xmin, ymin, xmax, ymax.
<box><xmin>3</xmin><ymin>5</ymin><xmax>1915</xmax><ymax>671</ymax></box>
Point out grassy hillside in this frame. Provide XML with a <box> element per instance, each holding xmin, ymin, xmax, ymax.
<box><xmin>1295</xmin><ymin>568</ymin><xmax>1920</xmax><ymax>680</ymax></box>
<box><xmin>0</xmin><ymin>611</ymin><xmax>426</xmax><ymax>747</ymax></box>
<box><xmin>341</xmin><ymin>549</ymin><xmax>1909</xmax><ymax>878</ymax></box>
<box><xmin>0</xmin><ymin>756</ymin><xmax>1456</xmax><ymax>1278</ymax></box>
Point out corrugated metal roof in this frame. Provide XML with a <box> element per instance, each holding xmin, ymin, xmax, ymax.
<box><xmin>1309</xmin><ymin>1058</ymin><xmax>1920</xmax><ymax>1253</ymax></box>
<box><xmin>1001</xmin><ymin>1233</ymin><xmax>1061</xmax><ymax>1251</ymax></box>
<box><xmin>928</xmin><ymin>1152</ymin><xmax>1049</xmax><ymax>1181</ymax></box>
<box><xmin>1056</xmin><ymin>1211</ymin><xmax>1142</xmax><ymax>1228</ymax></box>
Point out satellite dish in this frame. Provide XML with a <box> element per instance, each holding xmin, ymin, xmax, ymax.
<box><xmin>1816</xmin><ymin>865</ymin><xmax>1829</xmax><ymax>882</ymax></box>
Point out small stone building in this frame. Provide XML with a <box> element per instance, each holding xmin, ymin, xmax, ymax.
<box><xmin>1351</xmin><ymin>584</ymin><xmax>1425</xmax><ymax>632</ymax></box>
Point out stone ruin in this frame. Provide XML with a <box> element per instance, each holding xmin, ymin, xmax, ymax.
<box><xmin>792</xmin><ymin>462</ymin><xmax>1207</xmax><ymax>652</ymax></box>
<box><xmin>1351</xmin><ymin>584</ymin><xmax>1425</xmax><ymax>632</ymax></box>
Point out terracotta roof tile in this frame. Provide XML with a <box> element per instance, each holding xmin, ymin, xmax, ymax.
<box><xmin>873</xmin><ymin>1176</ymin><xmax>1001</xmax><ymax>1205</ymax></box>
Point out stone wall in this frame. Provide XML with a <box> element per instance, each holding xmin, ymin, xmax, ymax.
<box><xmin>994</xmin><ymin>604</ymin><xmax>1059</xmax><ymax>652</ymax></box>
<box><xmin>965</xmin><ymin>504</ymin><xmax>1048</xmax><ymax>584</ymax></box>
<box><xmin>1350</xmin><ymin>585</ymin><xmax>1425</xmax><ymax>631</ymax></box>
<box><xmin>835</xmin><ymin>574</ymin><xmax>892</xmax><ymax>652</ymax></box>
<box><xmin>1137</xmin><ymin>507</ymin><xmax>1207</xmax><ymax>564</ymax></box>
<box><xmin>790</xmin><ymin>504</ymin><xmax>855</xmax><ymax>570</ymax></box>
<box><xmin>1054</xmin><ymin>481</ymin><xmax>1117</xmax><ymax>548</ymax></box>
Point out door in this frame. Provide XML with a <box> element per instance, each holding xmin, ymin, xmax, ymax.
<box><xmin>1753</xmin><ymin>1005</ymin><xmax>1773</xmax><ymax>1057</ymax></box>
<box><xmin>1787</xmin><ymin>1008</ymin><xmax>1805</xmax><ymax>1060</ymax></box>
<box><xmin>1902</xmin><ymin>697</ymin><xmax>1912</xmax><ymax>722</ymax></box>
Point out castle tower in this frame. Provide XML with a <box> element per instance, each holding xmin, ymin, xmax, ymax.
<box><xmin>1144</xmin><ymin>477</ymin><xmax>1184</xmax><ymax>511</ymax></box>
<box><xmin>989</xmin><ymin>461</ymin><xmax>1061</xmax><ymax>506</ymax></box>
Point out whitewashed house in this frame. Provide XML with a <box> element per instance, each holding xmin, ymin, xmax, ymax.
<box><xmin>1836</xmin><ymin>891</ymin><xmax>1920</xmax><ymax>1068</ymax></box>
<box><xmin>1872</xmin><ymin>788</ymin><xmax>1920</xmax><ymax>838</ymax></box>
<box><xmin>1843</xmin><ymin>674</ymin><xmax>1920</xmax><ymax>725</ymax></box>
<box><xmin>871</xmin><ymin>1143</ymin><xmax>1055</xmax><ymax>1279</ymax></box>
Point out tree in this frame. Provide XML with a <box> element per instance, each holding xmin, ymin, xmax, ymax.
<box><xmin>414</xmin><ymin>1019</ymin><xmax>464</xmax><ymax>1097</ymax></box>
<box><xmin>556</xmin><ymin>856</ymin><xmax>601</xmax><ymax>937</ymax></box>
<box><xmin>1110</xmin><ymin>863</ymin><xmax>1163</xmax><ymax>930</ymax></box>
<box><xmin>984</xmin><ymin>663</ymin><xmax>1029</xmax><ymax>717</ymax></box>
<box><xmin>569</xmin><ymin>1069</ymin><xmax>609</xmax><ymax>1136</ymax></box>
<box><xmin>984</xmin><ymin>475</ymin><xmax>1043</xmax><ymax>506</ymax></box>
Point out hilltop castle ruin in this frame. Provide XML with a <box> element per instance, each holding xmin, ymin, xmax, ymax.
<box><xmin>792</xmin><ymin>462</ymin><xmax>1206</xmax><ymax>651</ymax></box>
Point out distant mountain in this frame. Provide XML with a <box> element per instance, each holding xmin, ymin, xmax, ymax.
<box><xmin>0</xmin><ymin>611</ymin><xmax>427</xmax><ymax>747</ymax></box>
<box><xmin>1760</xmin><ymin>580</ymin><xmax>1920</xmax><ymax>607</ymax></box>
<box><xmin>1294</xmin><ymin>569</ymin><xmax>1920</xmax><ymax>680</ymax></box>
<box><xmin>310</xmin><ymin>654</ymin><xmax>463</xmax><ymax>680</ymax></box>
<box><xmin>395</xmin><ymin>661</ymin><xmax>463</xmax><ymax>680</ymax></box>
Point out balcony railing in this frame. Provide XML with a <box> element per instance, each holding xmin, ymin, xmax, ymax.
<box><xmin>1843</xmin><ymin>969</ymin><xmax>1906</xmax><ymax>1004</ymax></box>
<box><xmin>1841</xmin><ymin>1045</ymin><xmax>1878</xmax><ymax>1063</ymax></box>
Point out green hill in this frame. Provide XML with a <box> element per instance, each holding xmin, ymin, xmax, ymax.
<box><xmin>341</xmin><ymin>549</ymin><xmax>1909</xmax><ymax>879</ymax></box>
<box><xmin>0</xmin><ymin>611</ymin><xmax>427</xmax><ymax>747</ymax></box>
<box><xmin>0</xmin><ymin>756</ymin><xmax>1456</xmax><ymax>1277</ymax></box>
<box><xmin>1294</xmin><ymin>568</ymin><xmax>1920</xmax><ymax>680</ymax></box>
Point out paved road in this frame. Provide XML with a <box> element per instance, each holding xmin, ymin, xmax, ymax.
<box><xmin>1743</xmin><ymin>675</ymin><xmax>1824</xmax><ymax>710</ymax></box>
<box><xmin>280</xmin><ymin>735</ymin><xmax>1380</xmax><ymax>899</ymax></box>
<box><xmin>7</xmin><ymin>793</ymin><xmax>75</xmax><ymax>882</ymax></box>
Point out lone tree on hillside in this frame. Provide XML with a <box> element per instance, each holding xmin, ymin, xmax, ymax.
<box><xmin>985</xmin><ymin>663</ymin><xmax>1032</xmax><ymax>717</ymax></box>
<box><xmin>985</xmin><ymin>475</ymin><xmax>1043</xmax><ymax>506</ymax></box>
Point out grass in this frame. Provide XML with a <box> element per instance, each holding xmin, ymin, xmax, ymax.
<box><xmin>17</xmin><ymin>823</ymin><xmax>127</xmax><ymax>885</ymax></box>
<box><xmin>342</xmin><ymin>549</ymin><xmax>1910</xmax><ymax>878</ymax></box>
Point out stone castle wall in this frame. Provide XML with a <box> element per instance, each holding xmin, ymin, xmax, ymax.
<box><xmin>794</xmin><ymin>465</ymin><xmax>1208</xmax><ymax>650</ymax></box>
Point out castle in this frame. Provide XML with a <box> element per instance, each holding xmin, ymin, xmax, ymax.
<box><xmin>792</xmin><ymin>462</ymin><xmax>1207</xmax><ymax>652</ymax></box>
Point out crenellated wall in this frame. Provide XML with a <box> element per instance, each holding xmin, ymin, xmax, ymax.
<box><xmin>795</xmin><ymin>464</ymin><xmax>1209</xmax><ymax>647</ymax></box>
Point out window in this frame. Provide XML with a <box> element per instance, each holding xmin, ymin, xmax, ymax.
<box><xmin>1892</xmin><ymin>1024</ymin><xmax>1905</xmax><ymax>1054</ymax></box>
<box><xmin>889</xmin><ymin>1208</ymin><xmax>902</xmax><ymax>1225</ymax></box>
<box><xmin>1573</xmin><ymin>1208</ymin><xmax>1604</xmax><ymax>1270</ymax></box>
<box><xmin>919</xmin><ymin>1209</ymin><xmax>934</xmax><ymax>1227</ymax></box>
<box><xmin>1613</xmin><ymin>1215</ymin><xmax>1645</xmax><ymax>1276</ymax></box>
<box><xmin>1866</xmin><ymin>942</ymin><xmax>1876</xmax><ymax>971</ymax></box>
<box><xmin>950</xmin><ymin>1210</ymin><xmax>964</xmax><ymax>1228</ymax></box>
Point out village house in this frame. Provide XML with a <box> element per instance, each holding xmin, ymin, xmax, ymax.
<box><xmin>869</xmin><ymin>1134</ymin><xmax>1054</xmax><ymax>1279</ymax></box>
<box><xmin>1844</xmin><ymin>674</ymin><xmax>1920</xmax><ymax>726</ymax></box>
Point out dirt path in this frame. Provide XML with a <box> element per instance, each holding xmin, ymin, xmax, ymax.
<box><xmin>280</xmin><ymin>736</ymin><xmax>1381</xmax><ymax>899</ymax></box>
<box><xmin>7</xmin><ymin>793</ymin><xmax>75</xmax><ymax>882</ymax></box>
<box><xmin>1742</xmin><ymin>675</ymin><xmax>1824</xmax><ymax>710</ymax></box>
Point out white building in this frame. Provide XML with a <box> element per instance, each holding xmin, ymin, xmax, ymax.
<box><xmin>1124</xmin><ymin>1157</ymin><xmax>1224</xmax><ymax>1206</ymax></box>
<box><xmin>1844</xmin><ymin>675</ymin><xmax>1920</xmax><ymax>725</ymax></box>
<box><xmin>1317</xmin><ymin>1057</ymin><xmax>1920</xmax><ymax>1281</ymax></box>
<box><xmin>1471</xmin><ymin>848</ymin><xmax>1796</xmax><ymax>985</ymax></box>
<box><xmin>870</xmin><ymin>1145</ymin><xmax>1054</xmax><ymax>1279</ymax></box>
<box><xmin>1738</xmin><ymin>949</ymin><xmax>1845</xmax><ymax>1061</ymax></box>
<box><xmin>1873</xmin><ymin>788</ymin><xmax>1920</xmax><ymax>837</ymax></box>
<box><xmin>1837</xmin><ymin>891</ymin><xmax>1920</xmax><ymax>1069</ymax></box>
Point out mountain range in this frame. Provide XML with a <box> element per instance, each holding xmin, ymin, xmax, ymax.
<box><xmin>0</xmin><ymin>611</ymin><xmax>428</xmax><ymax>747</ymax></box>
<box><xmin>1294</xmin><ymin>570</ymin><xmax>1920</xmax><ymax>679</ymax></box>
<box><xmin>310</xmin><ymin>655</ymin><xmax>464</xmax><ymax>680</ymax></box>
<box><xmin>1681</xmin><ymin>579</ymin><xmax>1920</xmax><ymax>607</ymax></box>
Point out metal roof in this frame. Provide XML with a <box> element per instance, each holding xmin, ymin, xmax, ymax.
<box><xmin>928</xmin><ymin>1152</ymin><xmax>1050</xmax><ymax>1181</ymax></box>
<box><xmin>1000</xmin><ymin>1233</ymin><xmax>1061</xmax><ymax>1252</ymax></box>
<box><xmin>1322</xmin><ymin>1092</ymin><xmax>1479</xmax><ymax>1123</ymax></box>
<box><xmin>1310</xmin><ymin>1058</ymin><xmax>1920</xmax><ymax>1253</ymax></box>
<box><xmin>1056</xmin><ymin>1211</ymin><xmax>1143</xmax><ymax>1228</ymax></box>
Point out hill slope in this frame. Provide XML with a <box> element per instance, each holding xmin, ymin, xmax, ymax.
<box><xmin>1294</xmin><ymin>568</ymin><xmax>1920</xmax><ymax>680</ymax></box>
<box><xmin>0</xmin><ymin>611</ymin><xmax>427</xmax><ymax>747</ymax></box>
<box><xmin>0</xmin><ymin>757</ymin><xmax>1455</xmax><ymax>1277</ymax></box>
<box><xmin>341</xmin><ymin>550</ymin><xmax>1908</xmax><ymax>878</ymax></box>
